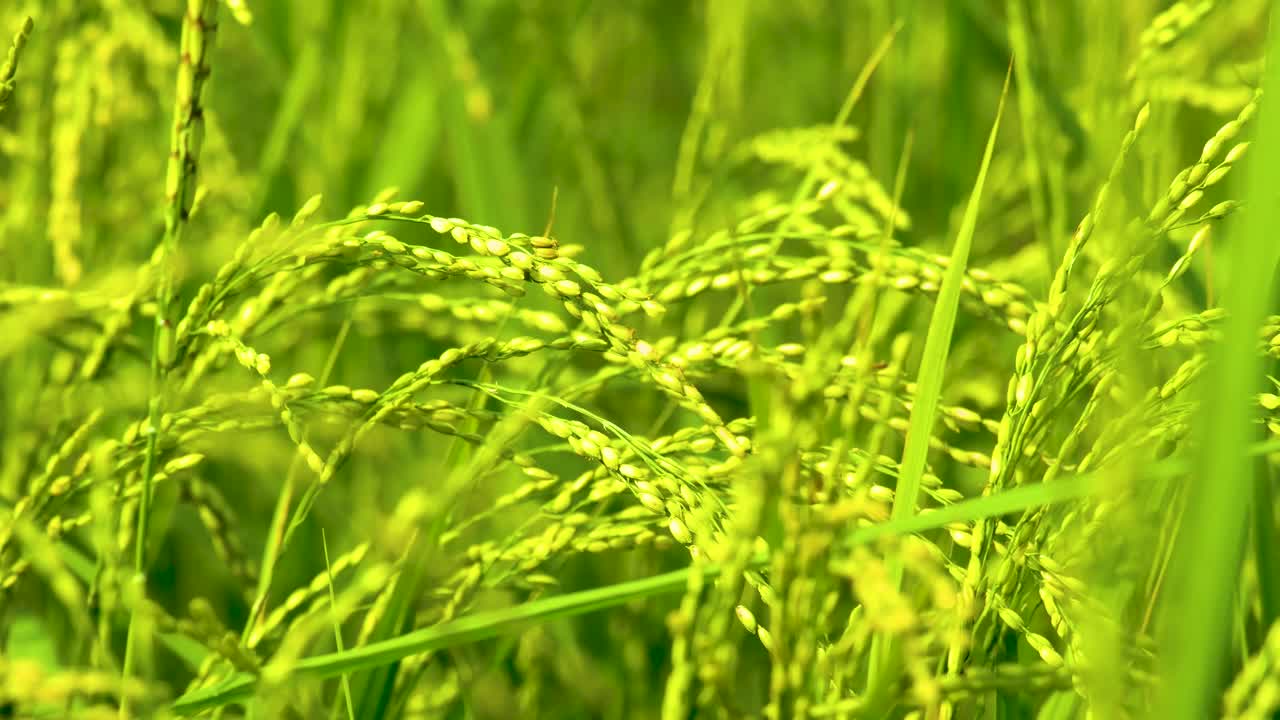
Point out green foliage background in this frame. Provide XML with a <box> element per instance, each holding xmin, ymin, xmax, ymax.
<box><xmin>2</xmin><ymin>1</ymin><xmax>1279</xmax><ymax>718</ymax></box>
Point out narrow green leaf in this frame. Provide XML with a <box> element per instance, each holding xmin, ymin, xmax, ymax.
<box><xmin>322</xmin><ymin>531</ymin><xmax>356</xmax><ymax>720</ymax></box>
<box><xmin>1153</xmin><ymin>15</ymin><xmax>1280</xmax><ymax>720</ymax></box>
<box><xmin>167</xmin><ymin>447</ymin><xmax>1197</xmax><ymax>717</ymax></box>
<box><xmin>863</xmin><ymin>62</ymin><xmax>1013</xmax><ymax>714</ymax></box>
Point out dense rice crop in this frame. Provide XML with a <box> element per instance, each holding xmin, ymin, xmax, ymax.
<box><xmin>2</xmin><ymin>1</ymin><xmax>1279</xmax><ymax>718</ymax></box>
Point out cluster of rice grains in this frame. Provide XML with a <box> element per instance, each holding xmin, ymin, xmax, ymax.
<box><xmin>0</xmin><ymin>1</ymin><xmax>1278</xmax><ymax>718</ymax></box>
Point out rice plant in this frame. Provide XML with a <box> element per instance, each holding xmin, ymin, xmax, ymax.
<box><xmin>1</xmin><ymin>1</ymin><xmax>1279</xmax><ymax>718</ymax></box>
